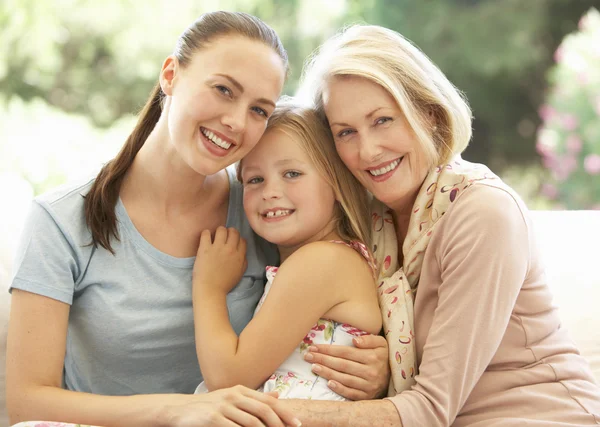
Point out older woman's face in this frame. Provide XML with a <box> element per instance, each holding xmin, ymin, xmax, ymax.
<box><xmin>323</xmin><ymin>76</ymin><xmax>430</xmax><ymax>213</ymax></box>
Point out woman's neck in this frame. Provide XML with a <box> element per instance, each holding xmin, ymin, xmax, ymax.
<box><xmin>120</xmin><ymin>126</ymin><xmax>228</xmax><ymax>219</ymax></box>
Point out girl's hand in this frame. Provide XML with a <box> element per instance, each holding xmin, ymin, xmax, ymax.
<box><xmin>304</xmin><ymin>334</ymin><xmax>390</xmax><ymax>400</ymax></box>
<box><xmin>193</xmin><ymin>227</ymin><xmax>248</xmax><ymax>294</ymax></box>
<box><xmin>164</xmin><ymin>385</ymin><xmax>302</xmax><ymax>427</ymax></box>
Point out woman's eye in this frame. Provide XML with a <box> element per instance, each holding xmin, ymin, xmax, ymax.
<box><xmin>251</xmin><ymin>106</ymin><xmax>268</xmax><ymax>117</ymax></box>
<box><xmin>375</xmin><ymin>117</ymin><xmax>392</xmax><ymax>125</ymax></box>
<box><xmin>284</xmin><ymin>171</ymin><xmax>301</xmax><ymax>178</ymax></box>
<box><xmin>216</xmin><ymin>85</ymin><xmax>233</xmax><ymax>98</ymax></box>
<box><xmin>337</xmin><ymin>129</ymin><xmax>354</xmax><ymax>138</ymax></box>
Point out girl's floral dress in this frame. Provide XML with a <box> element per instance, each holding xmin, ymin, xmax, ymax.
<box><xmin>255</xmin><ymin>240</ymin><xmax>373</xmax><ymax>400</ymax></box>
<box><xmin>194</xmin><ymin>240</ymin><xmax>375</xmax><ymax>399</ymax></box>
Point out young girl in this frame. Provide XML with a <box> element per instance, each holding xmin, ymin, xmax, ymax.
<box><xmin>193</xmin><ymin>99</ymin><xmax>383</xmax><ymax>400</ymax></box>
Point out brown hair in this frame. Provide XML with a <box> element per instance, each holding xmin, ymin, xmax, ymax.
<box><xmin>84</xmin><ymin>11</ymin><xmax>288</xmax><ymax>253</ymax></box>
<box><xmin>238</xmin><ymin>97</ymin><xmax>372</xmax><ymax>251</ymax></box>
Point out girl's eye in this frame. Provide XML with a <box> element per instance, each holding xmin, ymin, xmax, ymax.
<box><xmin>216</xmin><ymin>85</ymin><xmax>233</xmax><ymax>98</ymax></box>
<box><xmin>251</xmin><ymin>106</ymin><xmax>268</xmax><ymax>117</ymax></box>
<box><xmin>246</xmin><ymin>176</ymin><xmax>263</xmax><ymax>185</ymax></box>
<box><xmin>375</xmin><ymin>117</ymin><xmax>392</xmax><ymax>125</ymax></box>
<box><xmin>337</xmin><ymin>129</ymin><xmax>355</xmax><ymax>138</ymax></box>
<box><xmin>284</xmin><ymin>170</ymin><xmax>301</xmax><ymax>178</ymax></box>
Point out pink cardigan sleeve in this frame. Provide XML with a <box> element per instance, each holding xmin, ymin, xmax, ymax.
<box><xmin>387</xmin><ymin>184</ymin><xmax>531</xmax><ymax>427</ymax></box>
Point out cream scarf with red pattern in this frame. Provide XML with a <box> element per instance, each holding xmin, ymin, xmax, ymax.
<box><xmin>371</xmin><ymin>157</ymin><xmax>502</xmax><ymax>395</ymax></box>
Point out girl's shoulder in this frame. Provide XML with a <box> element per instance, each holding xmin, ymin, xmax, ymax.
<box><xmin>281</xmin><ymin>240</ymin><xmax>374</xmax><ymax>282</ymax></box>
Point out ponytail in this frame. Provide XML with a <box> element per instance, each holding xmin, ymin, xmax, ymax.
<box><xmin>84</xmin><ymin>84</ymin><xmax>163</xmax><ymax>253</ymax></box>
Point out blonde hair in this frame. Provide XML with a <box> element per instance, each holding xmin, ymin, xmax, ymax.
<box><xmin>238</xmin><ymin>97</ymin><xmax>372</xmax><ymax>250</ymax></box>
<box><xmin>300</xmin><ymin>24</ymin><xmax>472</xmax><ymax>167</ymax></box>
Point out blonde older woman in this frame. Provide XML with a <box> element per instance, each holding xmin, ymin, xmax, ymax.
<box><xmin>290</xmin><ymin>24</ymin><xmax>600</xmax><ymax>427</ymax></box>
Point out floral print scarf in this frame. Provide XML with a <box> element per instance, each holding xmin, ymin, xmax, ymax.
<box><xmin>371</xmin><ymin>156</ymin><xmax>502</xmax><ymax>395</ymax></box>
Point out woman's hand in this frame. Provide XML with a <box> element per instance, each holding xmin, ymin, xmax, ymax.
<box><xmin>193</xmin><ymin>227</ymin><xmax>248</xmax><ymax>294</ymax></box>
<box><xmin>163</xmin><ymin>386</ymin><xmax>302</xmax><ymax>427</ymax></box>
<box><xmin>304</xmin><ymin>334</ymin><xmax>390</xmax><ymax>400</ymax></box>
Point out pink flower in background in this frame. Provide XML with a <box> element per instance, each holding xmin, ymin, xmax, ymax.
<box><xmin>554</xmin><ymin>46</ymin><xmax>564</xmax><ymax>63</ymax></box>
<box><xmin>538</xmin><ymin>104</ymin><xmax>557</xmax><ymax>122</ymax></box>
<box><xmin>561</xmin><ymin>114</ymin><xmax>579</xmax><ymax>131</ymax></box>
<box><xmin>541</xmin><ymin>184</ymin><xmax>559</xmax><ymax>199</ymax></box>
<box><xmin>541</xmin><ymin>153</ymin><xmax>557</xmax><ymax>170</ymax></box>
<box><xmin>566</xmin><ymin>135</ymin><xmax>583</xmax><ymax>154</ymax></box>
<box><xmin>584</xmin><ymin>154</ymin><xmax>600</xmax><ymax>175</ymax></box>
<box><xmin>553</xmin><ymin>156</ymin><xmax>578</xmax><ymax>182</ymax></box>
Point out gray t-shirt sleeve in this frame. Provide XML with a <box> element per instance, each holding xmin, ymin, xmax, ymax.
<box><xmin>10</xmin><ymin>200</ymin><xmax>79</xmax><ymax>304</ymax></box>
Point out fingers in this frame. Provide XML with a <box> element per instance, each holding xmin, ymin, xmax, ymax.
<box><xmin>307</xmin><ymin>343</ymin><xmax>371</xmax><ymax>365</ymax></box>
<box><xmin>352</xmin><ymin>334</ymin><xmax>388</xmax><ymax>350</ymax></box>
<box><xmin>231</xmin><ymin>399</ymin><xmax>284</xmax><ymax>427</ymax></box>
<box><xmin>312</xmin><ymin>364</ymin><xmax>371</xmax><ymax>401</ymax></box>
<box><xmin>237</xmin><ymin>387</ymin><xmax>301</xmax><ymax>427</ymax></box>
<box><xmin>199</xmin><ymin>229</ymin><xmax>213</xmax><ymax>250</ymax></box>
<box><xmin>214</xmin><ymin>226</ymin><xmax>229</xmax><ymax>245</ymax></box>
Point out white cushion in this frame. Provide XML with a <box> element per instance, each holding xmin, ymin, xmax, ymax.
<box><xmin>530</xmin><ymin>210</ymin><xmax>600</xmax><ymax>383</ymax></box>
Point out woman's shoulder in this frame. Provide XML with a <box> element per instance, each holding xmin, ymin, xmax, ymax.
<box><xmin>35</xmin><ymin>176</ymin><xmax>95</xmax><ymax>214</ymax></box>
<box><xmin>29</xmin><ymin>177</ymin><xmax>97</xmax><ymax>247</ymax></box>
<box><xmin>447</xmin><ymin>181</ymin><xmax>530</xmax><ymax>228</ymax></box>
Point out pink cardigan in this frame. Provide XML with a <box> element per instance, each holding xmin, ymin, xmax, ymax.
<box><xmin>387</xmin><ymin>183</ymin><xmax>600</xmax><ymax>426</ymax></box>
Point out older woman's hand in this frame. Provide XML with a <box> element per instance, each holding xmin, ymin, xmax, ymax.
<box><xmin>304</xmin><ymin>334</ymin><xmax>390</xmax><ymax>400</ymax></box>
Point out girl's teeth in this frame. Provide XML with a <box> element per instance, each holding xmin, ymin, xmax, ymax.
<box><xmin>369</xmin><ymin>158</ymin><xmax>401</xmax><ymax>176</ymax></box>
<box><xmin>202</xmin><ymin>128</ymin><xmax>232</xmax><ymax>150</ymax></box>
<box><xmin>266</xmin><ymin>210</ymin><xmax>291</xmax><ymax>218</ymax></box>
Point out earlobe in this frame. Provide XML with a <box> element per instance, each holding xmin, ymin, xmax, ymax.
<box><xmin>159</xmin><ymin>55</ymin><xmax>178</xmax><ymax>96</ymax></box>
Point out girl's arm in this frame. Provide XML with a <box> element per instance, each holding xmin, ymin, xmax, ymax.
<box><xmin>7</xmin><ymin>289</ymin><xmax>299</xmax><ymax>427</ymax></box>
<box><xmin>193</xmin><ymin>228</ymin><xmax>375</xmax><ymax>391</ymax></box>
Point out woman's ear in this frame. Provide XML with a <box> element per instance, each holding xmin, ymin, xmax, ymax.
<box><xmin>159</xmin><ymin>55</ymin><xmax>179</xmax><ymax>96</ymax></box>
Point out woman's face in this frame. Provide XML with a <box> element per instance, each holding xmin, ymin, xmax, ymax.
<box><xmin>323</xmin><ymin>76</ymin><xmax>430</xmax><ymax>213</ymax></box>
<box><xmin>161</xmin><ymin>35</ymin><xmax>286</xmax><ymax>176</ymax></box>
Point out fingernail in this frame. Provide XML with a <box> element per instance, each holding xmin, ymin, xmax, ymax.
<box><xmin>354</xmin><ymin>337</ymin><xmax>362</xmax><ymax>345</ymax></box>
<box><xmin>304</xmin><ymin>353</ymin><xmax>314</xmax><ymax>361</ymax></box>
<box><xmin>327</xmin><ymin>380</ymin><xmax>336</xmax><ymax>390</ymax></box>
<box><xmin>292</xmin><ymin>418</ymin><xmax>302</xmax><ymax>427</ymax></box>
<box><xmin>312</xmin><ymin>364</ymin><xmax>321</xmax><ymax>373</ymax></box>
<box><xmin>309</xmin><ymin>345</ymin><xmax>318</xmax><ymax>352</ymax></box>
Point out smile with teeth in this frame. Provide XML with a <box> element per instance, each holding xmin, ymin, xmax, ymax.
<box><xmin>368</xmin><ymin>157</ymin><xmax>403</xmax><ymax>176</ymax></box>
<box><xmin>264</xmin><ymin>209</ymin><xmax>294</xmax><ymax>218</ymax></box>
<box><xmin>201</xmin><ymin>127</ymin><xmax>232</xmax><ymax>150</ymax></box>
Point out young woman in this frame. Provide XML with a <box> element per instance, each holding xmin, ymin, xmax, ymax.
<box><xmin>6</xmin><ymin>13</ymin><xmax>388</xmax><ymax>427</ymax></box>
<box><xmin>282</xmin><ymin>24</ymin><xmax>600</xmax><ymax>426</ymax></box>
<box><xmin>193</xmin><ymin>100</ymin><xmax>382</xmax><ymax>400</ymax></box>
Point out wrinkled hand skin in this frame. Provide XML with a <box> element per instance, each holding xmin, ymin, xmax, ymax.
<box><xmin>304</xmin><ymin>334</ymin><xmax>390</xmax><ymax>400</ymax></box>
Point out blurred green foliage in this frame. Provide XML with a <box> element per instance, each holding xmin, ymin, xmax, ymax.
<box><xmin>0</xmin><ymin>0</ymin><xmax>598</xmax><ymax>201</ymax></box>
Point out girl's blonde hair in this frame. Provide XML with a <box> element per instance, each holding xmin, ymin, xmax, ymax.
<box><xmin>300</xmin><ymin>24</ymin><xmax>472</xmax><ymax>168</ymax></box>
<box><xmin>238</xmin><ymin>97</ymin><xmax>372</xmax><ymax>250</ymax></box>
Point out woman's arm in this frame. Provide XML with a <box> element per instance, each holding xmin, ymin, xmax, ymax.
<box><xmin>193</xmin><ymin>228</ymin><xmax>376</xmax><ymax>391</ymax></box>
<box><xmin>7</xmin><ymin>289</ymin><xmax>299</xmax><ymax>427</ymax></box>
<box><xmin>280</xmin><ymin>399</ymin><xmax>402</xmax><ymax>427</ymax></box>
<box><xmin>386</xmin><ymin>185</ymin><xmax>530</xmax><ymax>427</ymax></box>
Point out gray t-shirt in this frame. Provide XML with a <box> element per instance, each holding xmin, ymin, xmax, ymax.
<box><xmin>10</xmin><ymin>166</ymin><xmax>278</xmax><ymax>395</ymax></box>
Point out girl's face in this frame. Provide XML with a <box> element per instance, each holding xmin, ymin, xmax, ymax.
<box><xmin>241</xmin><ymin>128</ymin><xmax>338</xmax><ymax>255</ymax></box>
<box><xmin>323</xmin><ymin>76</ymin><xmax>430</xmax><ymax>213</ymax></box>
<box><xmin>161</xmin><ymin>35</ymin><xmax>285</xmax><ymax>176</ymax></box>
